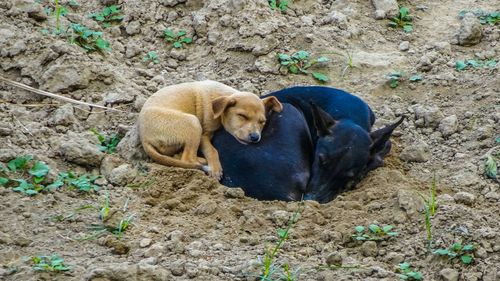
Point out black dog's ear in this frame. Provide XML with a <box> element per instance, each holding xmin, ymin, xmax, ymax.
<box><xmin>369</xmin><ymin>116</ymin><xmax>405</xmax><ymax>155</ymax></box>
<box><xmin>311</xmin><ymin>102</ymin><xmax>336</xmax><ymax>137</ymax></box>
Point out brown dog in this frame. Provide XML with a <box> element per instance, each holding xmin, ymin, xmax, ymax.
<box><xmin>138</xmin><ymin>80</ymin><xmax>282</xmax><ymax>179</ymax></box>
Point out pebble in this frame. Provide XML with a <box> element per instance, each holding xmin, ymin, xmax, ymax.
<box><xmin>440</xmin><ymin>268</ymin><xmax>459</xmax><ymax>281</ymax></box>
<box><xmin>454</xmin><ymin>192</ymin><xmax>476</xmax><ymax>205</ymax></box>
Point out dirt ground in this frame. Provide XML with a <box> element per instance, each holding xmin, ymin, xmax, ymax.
<box><xmin>0</xmin><ymin>0</ymin><xmax>499</xmax><ymax>280</ymax></box>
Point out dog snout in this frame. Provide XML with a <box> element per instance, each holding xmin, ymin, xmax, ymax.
<box><xmin>249</xmin><ymin>132</ymin><xmax>261</xmax><ymax>143</ymax></box>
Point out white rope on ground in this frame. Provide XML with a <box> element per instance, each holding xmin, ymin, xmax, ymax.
<box><xmin>0</xmin><ymin>76</ymin><xmax>126</xmax><ymax>113</ymax></box>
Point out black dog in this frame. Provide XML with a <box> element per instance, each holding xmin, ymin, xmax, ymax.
<box><xmin>213</xmin><ymin>86</ymin><xmax>403</xmax><ymax>203</ymax></box>
<box><xmin>212</xmin><ymin>103</ymin><xmax>313</xmax><ymax>201</ymax></box>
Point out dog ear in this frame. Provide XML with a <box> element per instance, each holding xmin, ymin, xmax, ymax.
<box><xmin>262</xmin><ymin>96</ymin><xmax>283</xmax><ymax>113</ymax></box>
<box><xmin>311</xmin><ymin>102</ymin><xmax>336</xmax><ymax>137</ymax></box>
<box><xmin>369</xmin><ymin>116</ymin><xmax>405</xmax><ymax>155</ymax></box>
<box><xmin>212</xmin><ymin>96</ymin><xmax>236</xmax><ymax>119</ymax></box>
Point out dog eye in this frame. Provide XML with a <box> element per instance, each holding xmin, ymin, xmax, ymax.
<box><xmin>319</xmin><ymin>154</ymin><xmax>327</xmax><ymax>165</ymax></box>
<box><xmin>259</xmin><ymin>120</ymin><xmax>266</xmax><ymax>125</ymax></box>
<box><xmin>238</xmin><ymin>114</ymin><xmax>248</xmax><ymax>120</ymax></box>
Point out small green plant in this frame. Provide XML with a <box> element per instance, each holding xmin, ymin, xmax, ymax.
<box><xmin>389</xmin><ymin>7</ymin><xmax>413</xmax><ymax>32</ymax></box>
<box><xmin>99</xmin><ymin>188</ymin><xmax>110</xmax><ymax>221</ymax></box>
<box><xmin>458</xmin><ymin>10</ymin><xmax>499</xmax><ymax>25</ymax></box>
<box><xmin>50</xmin><ymin>171</ymin><xmax>100</xmax><ymax>192</ymax></box>
<box><xmin>387</xmin><ymin>71</ymin><xmax>404</xmax><ymax>88</ymax></box>
<box><xmin>386</xmin><ymin>71</ymin><xmax>422</xmax><ymax>88</ymax></box>
<box><xmin>433</xmin><ymin>243</ymin><xmax>475</xmax><ymax>264</ymax></box>
<box><xmin>259</xmin><ymin>202</ymin><xmax>304</xmax><ymax>280</ymax></box>
<box><xmin>455</xmin><ymin>59</ymin><xmax>497</xmax><ymax>71</ymax></box>
<box><xmin>89</xmin><ymin>214</ymin><xmax>135</xmax><ymax>239</ymax></box>
<box><xmin>90</xmin><ymin>5</ymin><xmax>124</xmax><ymax>27</ymax></box>
<box><xmin>269</xmin><ymin>0</ymin><xmax>289</xmax><ymax>12</ymax></box>
<box><xmin>32</xmin><ymin>255</ymin><xmax>71</xmax><ymax>272</ymax></box>
<box><xmin>485</xmin><ymin>155</ymin><xmax>498</xmax><ymax>181</ymax></box>
<box><xmin>417</xmin><ymin>173</ymin><xmax>438</xmax><ymax>249</ymax></box>
<box><xmin>90</xmin><ymin>128</ymin><xmax>122</xmax><ymax>154</ymax></box>
<box><xmin>143</xmin><ymin>51</ymin><xmax>160</xmax><ymax>64</ymax></box>
<box><xmin>68</xmin><ymin>23</ymin><xmax>111</xmax><ymax>53</ymax></box>
<box><xmin>164</xmin><ymin>29</ymin><xmax>193</xmax><ymax>48</ymax></box>
<box><xmin>352</xmin><ymin>224</ymin><xmax>398</xmax><ymax>241</ymax></box>
<box><xmin>277</xmin><ymin>50</ymin><xmax>330</xmax><ymax>82</ymax></box>
<box><xmin>1</xmin><ymin>156</ymin><xmax>51</xmax><ymax>196</ymax></box>
<box><xmin>397</xmin><ymin>262</ymin><xmax>423</xmax><ymax>280</ymax></box>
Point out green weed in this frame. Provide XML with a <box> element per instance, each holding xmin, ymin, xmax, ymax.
<box><xmin>50</xmin><ymin>171</ymin><xmax>100</xmax><ymax>192</ymax></box>
<box><xmin>417</xmin><ymin>173</ymin><xmax>438</xmax><ymax>249</ymax></box>
<box><xmin>99</xmin><ymin>188</ymin><xmax>110</xmax><ymax>221</ymax></box>
<box><xmin>352</xmin><ymin>224</ymin><xmax>398</xmax><ymax>241</ymax></box>
<box><xmin>485</xmin><ymin>155</ymin><xmax>498</xmax><ymax>181</ymax></box>
<box><xmin>68</xmin><ymin>23</ymin><xmax>111</xmax><ymax>53</ymax></box>
<box><xmin>88</xmin><ymin>214</ymin><xmax>135</xmax><ymax>239</ymax></box>
<box><xmin>32</xmin><ymin>255</ymin><xmax>71</xmax><ymax>272</ymax></box>
<box><xmin>455</xmin><ymin>59</ymin><xmax>497</xmax><ymax>71</ymax></box>
<box><xmin>164</xmin><ymin>29</ymin><xmax>193</xmax><ymax>48</ymax></box>
<box><xmin>458</xmin><ymin>10</ymin><xmax>499</xmax><ymax>25</ymax></box>
<box><xmin>277</xmin><ymin>50</ymin><xmax>330</xmax><ymax>82</ymax></box>
<box><xmin>90</xmin><ymin>5</ymin><xmax>124</xmax><ymax>27</ymax></box>
<box><xmin>143</xmin><ymin>51</ymin><xmax>160</xmax><ymax>64</ymax></box>
<box><xmin>397</xmin><ymin>262</ymin><xmax>423</xmax><ymax>280</ymax></box>
<box><xmin>259</xmin><ymin>202</ymin><xmax>304</xmax><ymax>281</ymax></box>
<box><xmin>386</xmin><ymin>71</ymin><xmax>422</xmax><ymax>88</ymax></box>
<box><xmin>389</xmin><ymin>7</ymin><xmax>413</xmax><ymax>32</ymax></box>
<box><xmin>90</xmin><ymin>128</ymin><xmax>122</xmax><ymax>154</ymax></box>
<box><xmin>269</xmin><ymin>0</ymin><xmax>289</xmax><ymax>12</ymax></box>
<box><xmin>433</xmin><ymin>242</ymin><xmax>475</xmax><ymax>264</ymax></box>
<box><xmin>1</xmin><ymin>156</ymin><xmax>51</xmax><ymax>196</ymax></box>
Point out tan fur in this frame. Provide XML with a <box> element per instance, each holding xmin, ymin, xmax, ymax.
<box><xmin>138</xmin><ymin>80</ymin><xmax>282</xmax><ymax>179</ymax></box>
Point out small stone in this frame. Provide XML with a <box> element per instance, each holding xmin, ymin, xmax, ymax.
<box><xmin>371</xmin><ymin>0</ymin><xmax>399</xmax><ymax>18</ymax></box>
<box><xmin>144</xmin><ymin>242</ymin><xmax>166</xmax><ymax>258</ymax></box>
<box><xmin>361</xmin><ymin>241</ymin><xmax>378</xmax><ymax>257</ymax></box>
<box><xmin>485</xmin><ymin>191</ymin><xmax>500</xmax><ymax>201</ymax></box>
<box><xmin>108</xmin><ymin>164</ymin><xmax>137</xmax><ymax>186</ymax></box>
<box><xmin>438</xmin><ymin>115</ymin><xmax>458</xmax><ymax>137</ymax></box>
<box><xmin>397</xmin><ymin>189</ymin><xmax>424</xmax><ymax>215</ymax></box>
<box><xmin>374</xmin><ymin>9</ymin><xmax>386</xmax><ymax>20</ymax></box>
<box><xmin>140</xmin><ymin>238</ymin><xmax>152</xmax><ymax>248</ymax></box>
<box><xmin>399</xmin><ymin>41</ymin><xmax>410</xmax><ymax>51</ymax></box>
<box><xmin>170</xmin><ymin>260</ymin><xmax>185</xmax><ymax>276</ymax></box>
<box><xmin>48</xmin><ymin>104</ymin><xmax>76</xmax><ymax>126</ymax></box>
<box><xmin>385</xmin><ymin>252</ymin><xmax>405</xmax><ymax>264</ymax></box>
<box><xmin>224</xmin><ymin>187</ymin><xmax>245</xmax><ymax>198</ymax></box>
<box><xmin>194</xmin><ymin>201</ymin><xmax>217</xmax><ymax>215</ymax></box>
<box><xmin>125</xmin><ymin>21</ymin><xmax>141</xmax><ymax>35</ymax></box>
<box><xmin>104</xmin><ymin>236</ymin><xmax>130</xmax><ymax>255</ymax></box>
<box><xmin>454</xmin><ymin>192</ymin><xmax>476</xmax><ymax>205</ymax></box>
<box><xmin>326</xmin><ymin>252</ymin><xmax>343</xmax><ymax>265</ymax></box>
<box><xmin>60</xmin><ymin>137</ymin><xmax>104</xmax><ymax>167</ymax></box>
<box><xmin>475</xmin><ymin>247</ymin><xmax>487</xmax><ymax>258</ymax></box>
<box><xmin>399</xmin><ymin>140</ymin><xmax>430</xmax><ymax>163</ymax></box>
<box><xmin>456</xmin><ymin>13</ymin><xmax>483</xmax><ymax>46</ymax></box>
<box><xmin>440</xmin><ymin>268</ymin><xmax>459</xmax><ymax>281</ymax></box>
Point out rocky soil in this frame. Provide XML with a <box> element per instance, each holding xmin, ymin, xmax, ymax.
<box><xmin>0</xmin><ymin>0</ymin><xmax>499</xmax><ymax>280</ymax></box>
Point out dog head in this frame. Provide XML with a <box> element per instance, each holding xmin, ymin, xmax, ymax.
<box><xmin>306</xmin><ymin>103</ymin><xmax>404</xmax><ymax>203</ymax></box>
<box><xmin>212</xmin><ymin>92</ymin><xmax>282</xmax><ymax>144</ymax></box>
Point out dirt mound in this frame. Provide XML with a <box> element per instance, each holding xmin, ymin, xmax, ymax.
<box><xmin>1</xmin><ymin>0</ymin><xmax>499</xmax><ymax>280</ymax></box>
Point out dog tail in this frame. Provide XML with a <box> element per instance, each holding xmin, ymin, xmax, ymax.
<box><xmin>143</xmin><ymin>143</ymin><xmax>203</xmax><ymax>170</ymax></box>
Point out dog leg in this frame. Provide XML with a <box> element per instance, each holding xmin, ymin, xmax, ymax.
<box><xmin>140</xmin><ymin>109</ymin><xmax>205</xmax><ymax>169</ymax></box>
<box><xmin>200</xmin><ymin>133</ymin><xmax>223</xmax><ymax>180</ymax></box>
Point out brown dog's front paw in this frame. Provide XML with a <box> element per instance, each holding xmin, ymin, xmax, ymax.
<box><xmin>201</xmin><ymin>165</ymin><xmax>223</xmax><ymax>180</ymax></box>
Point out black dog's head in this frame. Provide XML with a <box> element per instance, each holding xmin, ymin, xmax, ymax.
<box><xmin>305</xmin><ymin>104</ymin><xmax>404</xmax><ymax>203</ymax></box>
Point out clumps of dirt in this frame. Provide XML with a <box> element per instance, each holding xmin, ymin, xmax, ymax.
<box><xmin>1</xmin><ymin>0</ymin><xmax>499</xmax><ymax>280</ymax></box>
